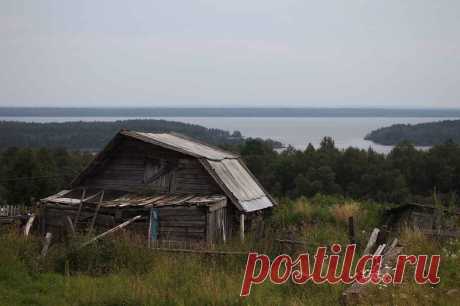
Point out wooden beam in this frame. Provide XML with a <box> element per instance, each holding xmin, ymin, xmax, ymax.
<box><xmin>348</xmin><ymin>216</ymin><xmax>355</xmax><ymax>244</ymax></box>
<box><xmin>240</xmin><ymin>213</ymin><xmax>245</xmax><ymax>241</ymax></box>
<box><xmin>23</xmin><ymin>214</ymin><xmax>36</xmax><ymax>237</ymax></box>
<box><xmin>148</xmin><ymin>208</ymin><xmax>152</xmax><ymax>248</ymax></box>
<box><xmin>79</xmin><ymin>215</ymin><xmax>141</xmax><ymax>249</ymax></box>
<box><xmin>207</xmin><ymin>198</ymin><xmax>227</xmax><ymax>212</ymax></box>
<box><xmin>363</xmin><ymin>228</ymin><xmax>380</xmax><ymax>255</ymax></box>
<box><xmin>41</xmin><ymin>232</ymin><xmax>53</xmax><ymax>257</ymax></box>
<box><xmin>65</xmin><ymin>216</ymin><xmax>76</xmax><ymax>237</ymax></box>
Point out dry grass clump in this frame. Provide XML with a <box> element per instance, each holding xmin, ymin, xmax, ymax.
<box><xmin>330</xmin><ymin>201</ymin><xmax>360</xmax><ymax>224</ymax></box>
<box><xmin>399</xmin><ymin>226</ymin><xmax>438</xmax><ymax>255</ymax></box>
<box><xmin>292</xmin><ymin>197</ymin><xmax>313</xmax><ymax>220</ymax></box>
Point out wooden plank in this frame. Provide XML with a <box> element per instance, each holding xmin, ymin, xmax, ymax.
<box><xmin>65</xmin><ymin>216</ymin><xmax>76</xmax><ymax>236</ymax></box>
<box><xmin>41</xmin><ymin>232</ymin><xmax>53</xmax><ymax>257</ymax></box>
<box><xmin>24</xmin><ymin>214</ymin><xmax>36</xmax><ymax>237</ymax></box>
<box><xmin>348</xmin><ymin>216</ymin><xmax>355</xmax><ymax>244</ymax></box>
<box><xmin>363</xmin><ymin>228</ymin><xmax>379</xmax><ymax>255</ymax></box>
<box><xmin>240</xmin><ymin>213</ymin><xmax>245</xmax><ymax>241</ymax></box>
<box><xmin>206</xmin><ymin>199</ymin><xmax>227</xmax><ymax>212</ymax></box>
<box><xmin>374</xmin><ymin>244</ymin><xmax>386</xmax><ymax>256</ymax></box>
<box><xmin>41</xmin><ymin>190</ymin><xmax>71</xmax><ymax>202</ymax></box>
<box><xmin>79</xmin><ymin>215</ymin><xmax>142</xmax><ymax>248</ymax></box>
<box><xmin>342</xmin><ymin>231</ymin><xmax>401</xmax><ymax>305</ymax></box>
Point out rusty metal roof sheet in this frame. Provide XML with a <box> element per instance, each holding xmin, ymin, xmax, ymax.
<box><xmin>120</xmin><ymin>130</ymin><xmax>238</xmax><ymax>161</ymax></box>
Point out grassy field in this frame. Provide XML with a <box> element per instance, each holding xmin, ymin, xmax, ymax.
<box><xmin>0</xmin><ymin>196</ymin><xmax>458</xmax><ymax>306</ymax></box>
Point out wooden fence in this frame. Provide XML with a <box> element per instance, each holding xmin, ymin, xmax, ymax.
<box><xmin>0</xmin><ymin>205</ymin><xmax>32</xmax><ymax>217</ymax></box>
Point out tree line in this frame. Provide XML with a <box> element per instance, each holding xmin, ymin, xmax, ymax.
<box><xmin>232</xmin><ymin>137</ymin><xmax>460</xmax><ymax>204</ymax></box>
<box><xmin>1</xmin><ymin>137</ymin><xmax>459</xmax><ymax>206</ymax></box>
<box><xmin>0</xmin><ymin>120</ymin><xmax>254</xmax><ymax>151</ymax></box>
<box><xmin>0</xmin><ymin>148</ymin><xmax>92</xmax><ymax>205</ymax></box>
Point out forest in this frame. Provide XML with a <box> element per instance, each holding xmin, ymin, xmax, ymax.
<box><xmin>1</xmin><ymin>136</ymin><xmax>460</xmax><ymax>206</ymax></box>
<box><xmin>0</xmin><ymin>120</ymin><xmax>253</xmax><ymax>151</ymax></box>
<box><xmin>365</xmin><ymin>119</ymin><xmax>460</xmax><ymax>146</ymax></box>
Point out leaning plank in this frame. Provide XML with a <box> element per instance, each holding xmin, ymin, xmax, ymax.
<box><xmin>41</xmin><ymin>232</ymin><xmax>53</xmax><ymax>257</ymax></box>
<box><xmin>374</xmin><ymin>243</ymin><xmax>386</xmax><ymax>256</ymax></box>
<box><xmin>79</xmin><ymin>215</ymin><xmax>141</xmax><ymax>249</ymax></box>
<box><xmin>341</xmin><ymin>228</ymin><xmax>381</xmax><ymax>305</ymax></box>
<box><xmin>65</xmin><ymin>216</ymin><xmax>76</xmax><ymax>236</ymax></box>
<box><xmin>24</xmin><ymin>214</ymin><xmax>36</xmax><ymax>237</ymax></box>
<box><xmin>363</xmin><ymin>228</ymin><xmax>380</xmax><ymax>255</ymax></box>
<box><xmin>342</xmin><ymin>239</ymin><xmax>402</xmax><ymax>306</ymax></box>
<box><xmin>383</xmin><ymin>238</ymin><xmax>398</xmax><ymax>260</ymax></box>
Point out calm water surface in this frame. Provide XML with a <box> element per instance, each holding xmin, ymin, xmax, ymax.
<box><xmin>1</xmin><ymin>116</ymin><xmax>458</xmax><ymax>153</ymax></box>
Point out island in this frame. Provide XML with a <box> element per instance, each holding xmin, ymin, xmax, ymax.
<box><xmin>365</xmin><ymin>119</ymin><xmax>460</xmax><ymax>146</ymax></box>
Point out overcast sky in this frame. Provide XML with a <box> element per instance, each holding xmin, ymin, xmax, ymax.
<box><xmin>1</xmin><ymin>0</ymin><xmax>459</xmax><ymax>108</ymax></box>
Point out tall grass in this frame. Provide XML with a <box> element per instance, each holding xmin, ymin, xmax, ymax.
<box><xmin>0</xmin><ymin>231</ymin><xmax>343</xmax><ymax>306</ymax></box>
<box><xmin>0</xmin><ymin>196</ymin><xmax>458</xmax><ymax>305</ymax></box>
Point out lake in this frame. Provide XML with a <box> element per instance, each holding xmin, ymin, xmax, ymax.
<box><xmin>1</xmin><ymin>116</ymin><xmax>458</xmax><ymax>153</ymax></box>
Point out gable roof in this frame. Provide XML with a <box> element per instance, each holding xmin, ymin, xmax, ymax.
<box><xmin>72</xmin><ymin>130</ymin><xmax>275</xmax><ymax>212</ymax></box>
<box><xmin>120</xmin><ymin>130</ymin><xmax>238</xmax><ymax>161</ymax></box>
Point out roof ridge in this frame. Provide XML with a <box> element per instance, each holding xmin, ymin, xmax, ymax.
<box><xmin>167</xmin><ymin>131</ymin><xmax>239</xmax><ymax>158</ymax></box>
<box><xmin>122</xmin><ymin>130</ymin><xmax>239</xmax><ymax>160</ymax></box>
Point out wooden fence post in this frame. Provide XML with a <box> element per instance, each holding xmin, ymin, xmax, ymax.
<box><xmin>240</xmin><ymin>213</ymin><xmax>245</xmax><ymax>242</ymax></box>
<box><xmin>348</xmin><ymin>216</ymin><xmax>356</xmax><ymax>244</ymax></box>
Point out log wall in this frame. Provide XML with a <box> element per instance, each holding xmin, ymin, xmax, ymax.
<box><xmin>80</xmin><ymin>138</ymin><xmax>220</xmax><ymax>194</ymax></box>
<box><xmin>42</xmin><ymin>200</ymin><xmax>229</xmax><ymax>244</ymax></box>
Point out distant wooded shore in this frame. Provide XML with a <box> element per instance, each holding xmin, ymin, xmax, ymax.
<box><xmin>365</xmin><ymin>119</ymin><xmax>460</xmax><ymax>146</ymax></box>
<box><xmin>2</xmin><ymin>107</ymin><xmax>460</xmax><ymax>118</ymax></box>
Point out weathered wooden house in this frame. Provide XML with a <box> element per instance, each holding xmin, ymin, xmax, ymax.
<box><xmin>40</xmin><ymin>130</ymin><xmax>275</xmax><ymax>244</ymax></box>
<box><xmin>385</xmin><ymin>202</ymin><xmax>460</xmax><ymax>238</ymax></box>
